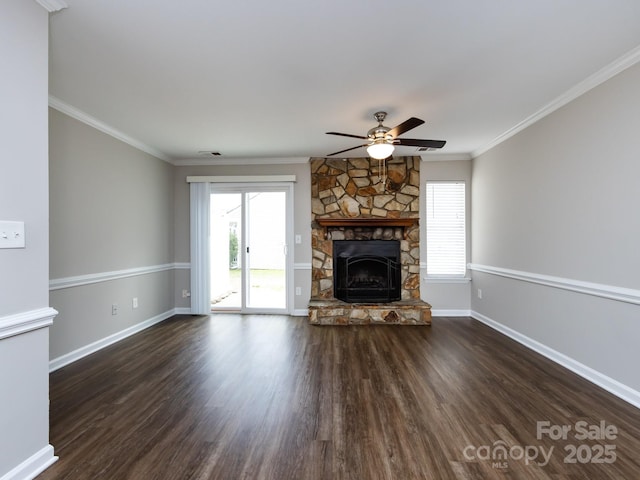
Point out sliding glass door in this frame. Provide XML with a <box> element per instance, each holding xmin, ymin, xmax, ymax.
<box><xmin>210</xmin><ymin>192</ymin><xmax>242</xmax><ymax>309</ymax></box>
<box><xmin>210</xmin><ymin>185</ymin><xmax>290</xmax><ymax>313</ymax></box>
<box><xmin>245</xmin><ymin>191</ymin><xmax>287</xmax><ymax>309</ymax></box>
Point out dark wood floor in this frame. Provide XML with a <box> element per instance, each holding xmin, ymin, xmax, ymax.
<box><xmin>38</xmin><ymin>315</ymin><xmax>640</xmax><ymax>480</ymax></box>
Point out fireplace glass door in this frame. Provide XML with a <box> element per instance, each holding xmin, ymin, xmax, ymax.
<box><xmin>333</xmin><ymin>240</ymin><xmax>401</xmax><ymax>303</ymax></box>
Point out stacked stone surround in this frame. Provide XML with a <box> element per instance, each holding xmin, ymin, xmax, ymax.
<box><xmin>308</xmin><ymin>156</ymin><xmax>431</xmax><ymax>325</ymax></box>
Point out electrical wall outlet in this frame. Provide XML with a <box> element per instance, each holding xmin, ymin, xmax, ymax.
<box><xmin>477</xmin><ymin>288</ymin><xmax>483</xmax><ymax>299</ymax></box>
<box><xmin>295</xmin><ymin>286</ymin><xmax>301</xmax><ymax>296</ymax></box>
<box><xmin>132</xmin><ymin>297</ymin><xmax>138</xmax><ymax>309</ymax></box>
<box><xmin>182</xmin><ymin>289</ymin><xmax>190</xmax><ymax>298</ymax></box>
<box><xmin>112</xmin><ymin>304</ymin><xmax>118</xmax><ymax>315</ymax></box>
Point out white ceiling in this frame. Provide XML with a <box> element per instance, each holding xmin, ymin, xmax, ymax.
<box><xmin>48</xmin><ymin>0</ymin><xmax>640</xmax><ymax>163</ymax></box>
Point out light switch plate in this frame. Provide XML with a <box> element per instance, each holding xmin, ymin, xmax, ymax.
<box><xmin>0</xmin><ymin>221</ymin><xmax>25</xmax><ymax>249</ymax></box>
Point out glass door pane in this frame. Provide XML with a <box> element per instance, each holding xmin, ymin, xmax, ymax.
<box><xmin>246</xmin><ymin>191</ymin><xmax>287</xmax><ymax>309</ymax></box>
<box><xmin>210</xmin><ymin>193</ymin><xmax>242</xmax><ymax>309</ymax></box>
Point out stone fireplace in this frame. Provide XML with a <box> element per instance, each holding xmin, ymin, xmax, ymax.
<box><xmin>308</xmin><ymin>156</ymin><xmax>431</xmax><ymax>325</ymax></box>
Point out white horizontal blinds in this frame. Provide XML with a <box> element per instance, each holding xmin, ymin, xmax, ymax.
<box><xmin>426</xmin><ymin>182</ymin><xmax>466</xmax><ymax>276</ymax></box>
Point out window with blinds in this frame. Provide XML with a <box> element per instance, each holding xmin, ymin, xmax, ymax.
<box><xmin>426</xmin><ymin>181</ymin><xmax>466</xmax><ymax>276</ymax></box>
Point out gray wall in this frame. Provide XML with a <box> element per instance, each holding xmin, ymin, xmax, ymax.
<box><xmin>172</xmin><ymin>160</ymin><xmax>474</xmax><ymax>315</ymax></box>
<box><xmin>471</xmin><ymin>62</ymin><xmax>640</xmax><ymax>393</ymax></box>
<box><xmin>173</xmin><ymin>162</ymin><xmax>312</xmax><ymax>313</ymax></box>
<box><xmin>421</xmin><ymin>159</ymin><xmax>472</xmax><ymax>313</ymax></box>
<box><xmin>49</xmin><ymin>109</ymin><xmax>175</xmax><ymax>360</ymax></box>
<box><xmin>0</xmin><ymin>0</ymin><xmax>52</xmax><ymax>476</ymax></box>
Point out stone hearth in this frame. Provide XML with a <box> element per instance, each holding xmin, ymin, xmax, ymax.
<box><xmin>308</xmin><ymin>299</ymin><xmax>431</xmax><ymax>325</ymax></box>
<box><xmin>309</xmin><ymin>156</ymin><xmax>431</xmax><ymax>325</ymax></box>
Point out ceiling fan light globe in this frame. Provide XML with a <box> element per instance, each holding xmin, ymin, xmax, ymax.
<box><xmin>367</xmin><ymin>143</ymin><xmax>394</xmax><ymax>159</ymax></box>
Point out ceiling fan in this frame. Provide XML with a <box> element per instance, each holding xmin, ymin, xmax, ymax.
<box><xmin>326</xmin><ymin>111</ymin><xmax>446</xmax><ymax>159</ymax></box>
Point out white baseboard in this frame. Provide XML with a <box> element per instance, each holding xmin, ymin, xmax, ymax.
<box><xmin>431</xmin><ymin>309</ymin><xmax>471</xmax><ymax>317</ymax></box>
<box><xmin>0</xmin><ymin>444</ymin><xmax>57</xmax><ymax>480</ymax></box>
<box><xmin>292</xmin><ymin>309</ymin><xmax>309</xmax><ymax>317</ymax></box>
<box><xmin>174</xmin><ymin>307</ymin><xmax>192</xmax><ymax>315</ymax></box>
<box><xmin>471</xmin><ymin>310</ymin><xmax>640</xmax><ymax>410</ymax></box>
<box><xmin>49</xmin><ymin>309</ymin><xmax>176</xmax><ymax>372</ymax></box>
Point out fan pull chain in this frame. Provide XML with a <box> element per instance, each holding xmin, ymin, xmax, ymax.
<box><xmin>377</xmin><ymin>157</ymin><xmax>387</xmax><ymax>187</ymax></box>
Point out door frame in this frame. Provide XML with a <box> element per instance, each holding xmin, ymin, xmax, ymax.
<box><xmin>209</xmin><ymin>181</ymin><xmax>294</xmax><ymax>314</ymax></box>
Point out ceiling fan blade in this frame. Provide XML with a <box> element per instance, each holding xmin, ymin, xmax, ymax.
<box><xmin>326</xmin><ymin>144</ymin><xmax>368</xmax><ymax>156</ymax></box>
<box><xmin>395</xmin><ymin>138</ymin><xmax>446</xmax><ymax>149</ymax></box>
<box><xmin>326</xmin><ymin>131</ymin><xmax>368</xmax><ymax>140</ymax></box>
<box><xmin>387</xmin><ymin>117</ymin><xmax>425</xmax><ymax>138</ymax></box>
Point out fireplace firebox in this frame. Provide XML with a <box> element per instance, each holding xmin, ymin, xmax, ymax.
<box><xmin>333</xmin><ymin>240</ymin><xmax>401</xmax><ymax>303</ymax></box>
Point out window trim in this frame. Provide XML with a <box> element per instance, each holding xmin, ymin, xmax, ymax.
<box><xmin>425</xmin><ymin>180</ymin><xmax>467</xmax><ymax>278</ymax></box>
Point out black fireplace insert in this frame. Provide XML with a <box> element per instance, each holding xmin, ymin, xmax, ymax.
<box><xmin>333</xmin><ymin>240</ymin><xmax>401</xmax><ymax>303</ymax></box>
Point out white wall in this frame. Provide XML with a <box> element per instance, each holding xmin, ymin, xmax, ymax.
<box><xmin>471</xmin><ymin>61</ymin><xmax>640</xmax><ymax>402</ymax></box>
<box><xmin>0</xmin><ymin>1</ymin><xmax>56</xmax><ymax>477</ymax></box>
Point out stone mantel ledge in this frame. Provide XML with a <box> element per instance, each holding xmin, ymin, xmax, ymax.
<box><xmin>315</xmin><ymin>218</ymin><xmax>418</xmax><ymax>228</ymax></box>
<box><xmin>314</xmin><ymin>217</ymin><xmax>419</xmax><ymax>239</ymax></box>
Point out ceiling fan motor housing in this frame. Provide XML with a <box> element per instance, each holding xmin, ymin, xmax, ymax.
<box><xmin>368</xmin><ymin>112</ymin><xmax>393</xmax><ymax>143</ymax></box>
<box><xmin>367</xmin><ymin>127</ymin><xmax>393</xmax><ymax>143</ymax></box>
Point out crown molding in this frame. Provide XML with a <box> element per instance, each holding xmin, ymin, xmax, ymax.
<box><xmin>420</xmin><ymin>153</ymin><xmax>472</xmax><ymax>162</ymax></box>
<box><xmin>48</xmin><ymin>95</ymin><xmax>173</xmax><ymax>163</ymax></box>
<box><xmin>36</xmin><ymin>0</ymin><xmax>67</xmax><ymax>12</ymax></box>
<box><xmin>172</xmin><ymin>156</ymin><xmax>310</xmax><ymax>166</ymax></box>
<box><xmin>472</xmin><ymin>43</ymin><xmax>640</xmax><ymax>158</ymax></box>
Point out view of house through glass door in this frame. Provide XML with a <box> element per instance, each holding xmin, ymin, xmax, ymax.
<box><xmin>209</xmin><ymin>187</ymin><xmax>289</xmax><ymax>312</ymax></box>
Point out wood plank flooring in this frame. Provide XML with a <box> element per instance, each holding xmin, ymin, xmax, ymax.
<box><xmin>38</xmin><ymin>315</ymin><xmax>640</xmax><ymax>479</ymax></box>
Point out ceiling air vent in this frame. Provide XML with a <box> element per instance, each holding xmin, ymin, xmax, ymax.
<box><xmin>198</xmin><ymin>151</ymin><xmax>222</xmax><ymax>156</ymax></box>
